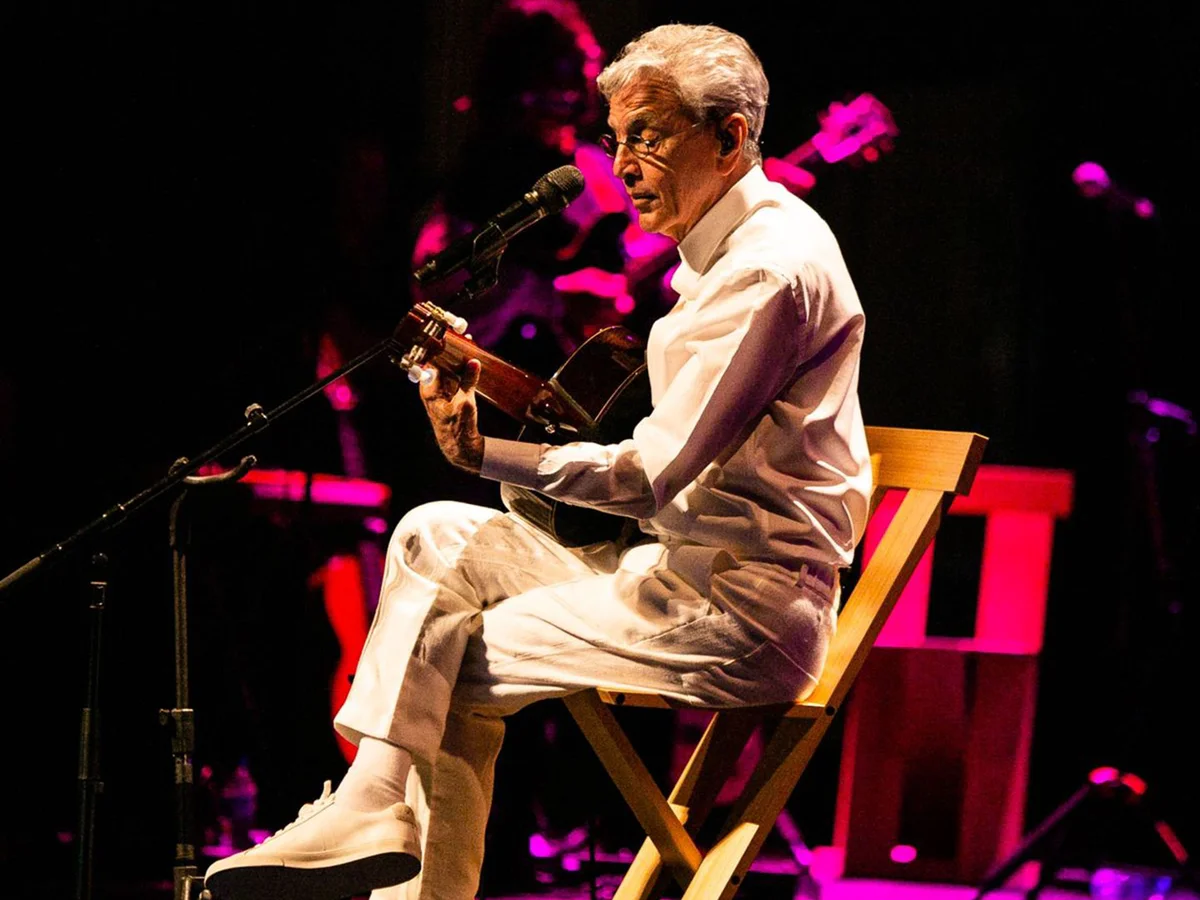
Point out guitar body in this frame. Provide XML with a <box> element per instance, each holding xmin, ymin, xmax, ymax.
<box><xmin>502</xmin><ymin>325</ymin><xmax>651</xmax><ymax>547</ymax></box>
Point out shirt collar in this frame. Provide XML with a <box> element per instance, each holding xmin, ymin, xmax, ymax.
<box><xmin>676</xmin><ymin>165</ymin><xmax>771</xmax><ymax>279</ymax></box>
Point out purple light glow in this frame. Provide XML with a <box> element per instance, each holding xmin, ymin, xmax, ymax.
<box><xmin>241</xmin><ymin>471</ymin><xmax>391</xmax><ymax>509</ymax></box>
<box><xmin>203</xmin><ymin>840</ymin><xmax>238</xmax><ymax>859</ymax></box>
<box><xmin>364</xmin><ymin>515</ymin><xmax>390</xmax><ymax>535</ymax></box>
<box><xmin>520</xmin><ymin>322</ymin><xmax>538</xmax><ymax>340</ymax></box>
<box><xmin>889</xmin><ymin>844</ymin><xmax>918</xmax><ymax>864</ymax></box>
<box><xmin>528</xmin><ymin>833</ymin><xmax>556</xmax><ymax>858</ymax></box>
<box><xmin>1131</xmin><ymin>391</ymin><xmax>1197</xmax><ymax>433</ymax></box>
<box><xmin>1147</xmin><ymin>398</ymin><xmax>1196</xmax><ymax>428</ymax></box>
<box><xmin>1072</xmin><ymin>161</ymin><xmax>1110</xmax><ymax>197</ymax></box>
<box><xmin>1073</xmin><ymin>161</ymin><xmax>1157</xmax><ymax>220</ymax></box>
<box><xmin>310</xmin><ymin>479</ymin><xmax>386</xmax><ymax>507</ymax></box>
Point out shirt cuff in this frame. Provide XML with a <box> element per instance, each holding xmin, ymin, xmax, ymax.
<box><xmin>480</xmin><ymin>437</ymin><xmax>544</xmax><ymax>486</ymax></box>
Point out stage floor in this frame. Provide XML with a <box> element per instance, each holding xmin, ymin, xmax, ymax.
<box><xmin>81</xmin><ymin>880</ymin><xmax>1090</xmax><ymax>900</ymax></box>
<box><xmin>29</xmin><ymin>844</ymin><xmax>1193</xmax><ymax>900</ymax></box>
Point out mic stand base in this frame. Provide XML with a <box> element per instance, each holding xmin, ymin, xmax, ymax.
<box><xmin>174</xmin><ymin>866</ymin><xmax>207</xmax><ymax>900</ymax></box>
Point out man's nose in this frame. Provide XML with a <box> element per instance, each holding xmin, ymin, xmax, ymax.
<box><xmin>612</xmin><ymin>144</ymin><xmax>640</xmax><ymax>179</ymax></box>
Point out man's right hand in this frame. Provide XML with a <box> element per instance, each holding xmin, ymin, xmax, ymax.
<box><xmin>419</xmin><ymin>359</ymin><xmax>485</xmax><ymax>474</ymax></box>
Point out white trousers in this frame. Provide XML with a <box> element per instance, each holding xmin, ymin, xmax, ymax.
<box><xmin>333</xmin><ymin>500</ymin><xmax>837</xmax><ymax>900</ymax></box>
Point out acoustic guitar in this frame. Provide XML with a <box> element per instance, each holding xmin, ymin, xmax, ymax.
<box><xmin>391</xmin><ymin>302</ymin><xmax>650</xmax><ymax>546</ymax></box>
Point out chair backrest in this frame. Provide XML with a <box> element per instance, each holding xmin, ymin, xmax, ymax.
<box><xmin>800</xmin><ymin>426</ymin><xmax>988</xmax><ymax>714</ymax></box>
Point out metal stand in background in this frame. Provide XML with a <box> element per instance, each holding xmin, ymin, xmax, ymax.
<box><xmin>972</xmin><ymin>767</ymin><xmax>1194</xmax><ymax>899</ymax></box>
<box><xmin>75</xmin><ymin>552</ymin><xmax>109</xmax><ymax>900</ymax></box>
<box><xmin>970</xmin><ymin>397</ymin><xmax>1195</xmax><ymax>900</ymax></box>
<box><xmin>161</xmin><ymin>456</ymin><xmax>258</xmax><ymax>900</ymax></box>
<box><xmin>0</xmin><ymin>344</ymin><xmax>395</xmax><ymax>900</ymax></box>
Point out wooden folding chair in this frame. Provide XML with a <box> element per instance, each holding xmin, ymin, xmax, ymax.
<box><xmin>563</xmin><ymin>426</ymin><xmax>988</xmax><ymax>900</ymax></box>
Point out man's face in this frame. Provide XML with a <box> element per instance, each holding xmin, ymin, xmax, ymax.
<box><xmin>606</xmin><ymin>76</ymin><xmax>724</xmax><ymax>242</ymax></box>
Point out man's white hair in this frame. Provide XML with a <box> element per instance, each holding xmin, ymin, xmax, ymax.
<box><xmin>596</xmin><ymin>24</ymin><xmax>769</xmax><ymax>164</ymax></box>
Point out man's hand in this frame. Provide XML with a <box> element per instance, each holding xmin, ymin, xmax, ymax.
<box><xmin>420</xmin><ymin>359</ymin><xmax>484</xmax><ymax>474</ymax></box>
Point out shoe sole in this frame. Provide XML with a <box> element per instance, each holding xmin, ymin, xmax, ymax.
<box><xmin>206</xmin><ymin>850</ymin><xmax>420</xmax><ymax>900</ymax></box>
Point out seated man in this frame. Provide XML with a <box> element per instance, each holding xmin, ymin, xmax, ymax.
<box><xmin>204</xmin><ymin>22</ymin><xmax>872</xmax><ymax>900</ymax></box>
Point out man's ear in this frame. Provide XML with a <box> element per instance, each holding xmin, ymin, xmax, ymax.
<box><xmin>716</xmin><ymin>113</ymin><xmax>750</xmax><ymax>171</ymax></box>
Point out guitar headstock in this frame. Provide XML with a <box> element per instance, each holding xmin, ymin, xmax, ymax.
<box><xmin>390</xmin><ymin>302</ymin><xmax>470</xmax><ymax>384</ymax></box>
<box><xmin>809</xmin><ymin>92</ymin><xmax>898</xmax><ymax>165</ymax></box>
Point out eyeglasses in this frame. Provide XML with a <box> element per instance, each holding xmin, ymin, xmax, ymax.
<box><xmin>599</xmin><ymin>121</ymin><xmax>705</xmax><ymax>158</ymax></box>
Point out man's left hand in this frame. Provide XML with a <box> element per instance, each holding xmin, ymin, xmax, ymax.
<box><xmin>420</xmin><ymin>359</ymin><xmax>484</xmax><ymax>474</ymax></box>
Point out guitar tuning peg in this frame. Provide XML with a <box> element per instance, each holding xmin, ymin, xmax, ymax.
<box><xmin>408</xmin><ymin>365</ymin><xmax>435</xmax><ymax>385</ymax></box>
<box><xmin>449</xmin><ymin>315</ymin><xmax>469</xmax><ymax>334</ymax></box>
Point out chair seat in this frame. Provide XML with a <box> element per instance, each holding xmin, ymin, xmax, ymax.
<box><xmin>595</xmin><ymin>687</ymin><xmax>830</xmax><ymax>719</ymax></box>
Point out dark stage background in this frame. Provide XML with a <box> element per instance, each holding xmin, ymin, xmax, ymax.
<box><xmin>2</xmin><ymin>2</ymin><xmax>1196</xmax><ymax>896</ymax></box>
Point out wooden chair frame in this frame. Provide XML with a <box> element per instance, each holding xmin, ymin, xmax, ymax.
<box><xmin>563</xmin><ymin>426</ymin><xmax>988</xmax><ymax>900</ymax></box>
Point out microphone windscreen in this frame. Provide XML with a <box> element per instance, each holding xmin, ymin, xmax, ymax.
<box><xmin>536</xmin><ymin>165</ymin><xmax>586</xmax><ymax>212</ymax></box>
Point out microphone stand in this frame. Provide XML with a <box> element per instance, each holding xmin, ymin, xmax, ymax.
<box><xmin>162</xmin><ymin>456</ymin><xmax>257</xmax><ymax>900</ymax></box>
<box><xmin>0</xmin><ymin>335</ymin><xmax>398</xmax><ymax>900</ymax></box>
<box><xmin>0</xmin><ymin>257</ymin><xmax>503</xmax><ymax>900</ymax></box>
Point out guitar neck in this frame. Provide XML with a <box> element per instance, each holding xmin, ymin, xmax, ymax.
<box><xmin>434</xmin><ymin>332</ymin><xmax>571</xmax><ymax>427</ymax></box>
<box><xmin>781</xmin><ymin>141</ymin><xmax>825</xmax><ymax>170</ymax></box>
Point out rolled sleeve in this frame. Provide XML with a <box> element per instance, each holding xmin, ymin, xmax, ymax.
<box><xmin>481</xmin><ymin>437</ymin><xmax>544</xmax><ymax>486</ymax></box>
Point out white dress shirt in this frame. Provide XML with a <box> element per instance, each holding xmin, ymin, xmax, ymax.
<box><xmin>481</xmin><ymin>165</ymin><xmax>872</xmax><ymax>575</ymax></box>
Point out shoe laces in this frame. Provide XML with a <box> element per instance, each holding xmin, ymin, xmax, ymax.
<box><xmin>263</xmin><ymin>780</ymin><xmax>336</xmax><ymax>843</ymax></box>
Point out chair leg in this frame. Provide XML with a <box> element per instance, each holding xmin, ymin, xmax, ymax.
<box><xmin>564</xmin><ymin>692</ymin><xmax>703</xmax><ymax>889</ymax></box>
<box><xmin>614</xmin><ymin>710</ymin><xmax>764</xmax><ymax>900</ymax></box>
<box><xmin>684</xmin><ymin>715</ymin><xmax>831</xmax><ymax>900</ymax></box>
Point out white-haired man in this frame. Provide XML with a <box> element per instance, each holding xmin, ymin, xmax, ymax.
<box><xmin>205</xmin><ymin>23</ymin><xmax>871</xmax><ymax>900</ymax></box>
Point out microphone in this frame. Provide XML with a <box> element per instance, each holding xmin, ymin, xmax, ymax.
<box><xmin>1072</xmin><ymin>161</ymin><xmax>1156</xmax><ymax>220</ymax></box>
<box><xmin>414</xmin><ymin>165</ymin><xmax>586</xmax><ymax>285</ymax></box>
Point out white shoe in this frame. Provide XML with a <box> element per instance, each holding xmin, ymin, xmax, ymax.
<box><xmin>204</xmin><ymin>780</ymin><xmax>421</xmax><ymax>900</ymax></box>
